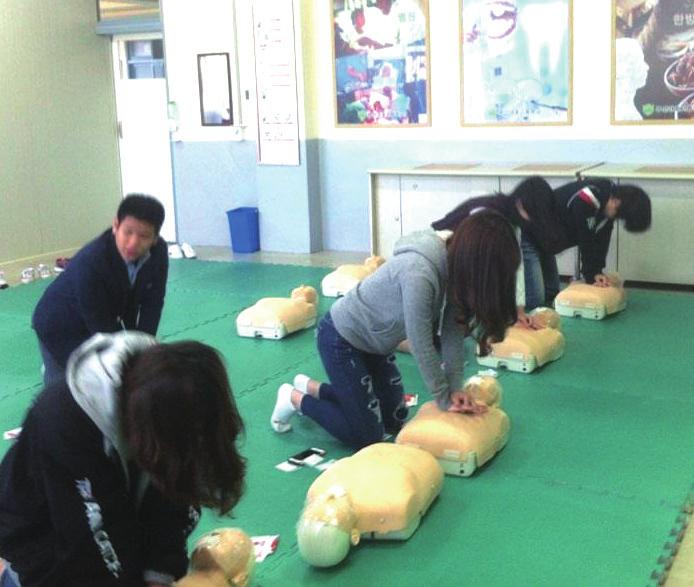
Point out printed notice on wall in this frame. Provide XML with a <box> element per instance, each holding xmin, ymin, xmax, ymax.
<box><xmin>252</xmin><ymin>1</ymin><xmax>300</xmax><ymax>165</ymax></box>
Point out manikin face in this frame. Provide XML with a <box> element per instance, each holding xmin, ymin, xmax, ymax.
<box><xmin>112</xmin><ymin>216</ymin><xmax>157</xmax><ymax>263</ymax></box>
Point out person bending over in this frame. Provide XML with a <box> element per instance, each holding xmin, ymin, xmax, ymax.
<box><xmin>32</xmin><ymin>194</ymin><xmax>169</xmax><ymax>385</ymax></box>
<box><xmin>0</xmin><ymin>332</ymin><xmax>246</xmax><ymax>586</ymax></box>
<box><xmin>522</xmin><ymin>178</ymin><xmax>651</xmax><ymax>310</ymax></box>
<box><xmin>271</xmin><ymin>210</ymin><xmax>520</xmax><ymax>449</ymax></box>
<box><xmin>432</xmin><ymin>175</ymin><xmax>560</xmax><ymax>322</ymax></box>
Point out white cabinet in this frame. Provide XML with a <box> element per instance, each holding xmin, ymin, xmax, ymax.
<box><xmin>400</xmin><ymin>175</ymin><xmax>500</xmax><ymax>237</ymax></box>
<box><xmin>369</xmin><ymin>168</ymin><xmax>500</xmax><ymax>257</ymax></box>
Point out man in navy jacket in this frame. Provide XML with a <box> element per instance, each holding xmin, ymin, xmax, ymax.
<box><xmin>32</xmin><ymin>194</ymin><xmax>168</xmax><ymax>384</ymax></box>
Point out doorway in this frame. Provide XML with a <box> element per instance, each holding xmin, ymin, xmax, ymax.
<box><xmin>112</xmin><ymin>34</ymin><xmax>176</xmax><ymax>243</ymax></box>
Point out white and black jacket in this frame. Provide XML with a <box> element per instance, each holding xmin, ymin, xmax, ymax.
<box><xmin>0</xmin><ymin>332</ymin><xmax>199</xmax><ymax>586</ymax></box>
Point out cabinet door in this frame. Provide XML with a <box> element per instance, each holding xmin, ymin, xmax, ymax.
<box><xmin>617</xmin><ymin>179</ymin><xmax>694</xmax><ymax>285</ymax></box>
<box><xmin>370</xmin><ymin>174</ymin><xmax>403</xmax><ymax>257</ymax></box>
<box><xmin>499</xmin><ymin>176</ymin><xmax>617</xmax><ymax>278</ymax></box>
<box><xmin>400</xmin><ymin>176</ymin><xmax>500</xmax><ymax>236</ymax></box>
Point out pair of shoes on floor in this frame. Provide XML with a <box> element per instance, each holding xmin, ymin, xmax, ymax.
<box><xmin>54</xmin><ymin>257</ymin><xmax>70</xmax><ymax>273</ymax></box>
<box><xmin>168</xmin><ymin>242</ymin><xmax>197</xmax><ymax>259</ymax></box>
<box><xmin>20</xmin><ymin>267</ymin><xmax>36</xmax><ymax>284</ymax></box>
<box><xmin>270</xmin><ymin>374</ymin><xmax>312</xmax><ymax>433</ymax></box>
<box><xmin>0</xmin><ymin>271</ymin><xmax>8</xmax><ymax>290</ymax></box>
<box><xmin>37</xmin><ymin>264</ymin><xmax>51</xmax><ymax>279</ymax></box>
<box><xmin>19</xmin><ymin>264</ymin><xmax>53</xmax><ymax>285</ymax></box>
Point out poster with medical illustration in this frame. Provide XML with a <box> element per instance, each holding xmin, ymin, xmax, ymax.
<box><xmin>461</xmin><ymin>0</ymin><xmax>572</xmax><ymax>125</ymax></box>
<box><xmin>613</xmin><ymin>0</ymin><xmax>694</xmax><ymax>123</ymax></box>
<box><xmin>332</xmin><ymin>0</ymin><xmax>430</xmax><ymax>126</ymax></box>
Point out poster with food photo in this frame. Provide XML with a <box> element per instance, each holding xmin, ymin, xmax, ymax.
<box><xmin>332</xmin><ymin>0</ymin><xmax>430</xmax><ymax>126</ymax></box>
<box><xmin>461</xmin><ymin>0</ymin><xmax>573</xmax><ymax>126</ymax></box>
<box><xmin>613</xmin><ymin>0</ymin><xmax>694</xmax><ymax>123</ymax></box>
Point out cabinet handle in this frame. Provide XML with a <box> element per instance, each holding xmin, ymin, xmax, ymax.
<box><xmin>394</xmin><ymin>216</ymin><xmax>400</xmax><ymax>222</ymax></box>
<box><xmin>412</xmin><ymin>183</ymin><xmax>418</xmax><ymax>190</ymax></box>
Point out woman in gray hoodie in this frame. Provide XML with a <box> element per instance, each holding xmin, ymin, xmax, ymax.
<box><xmin>271</xmin><ymin>210</ymin><xmax>520</xmax><ymax>449</ymax></box>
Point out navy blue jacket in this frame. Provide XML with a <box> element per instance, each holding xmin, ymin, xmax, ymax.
<box><xmin>32</xmin><ymin>230</ymin><xmax>168</xmax><ymax>366</ymax></box>
<box><xmin>552</xmin><ymin>179</ymin><xmax>615</xmax><ymax>283</ymax></box>
<box><xmin>0</xmin><ymin>379</ymin><xmax>197</xmax><ymax>586</ymax></box>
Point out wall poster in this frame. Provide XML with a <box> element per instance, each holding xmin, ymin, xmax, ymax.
<box><xmin>613</xmin><ymin>0</ymin><xmax>694</xmax><ymax>123</ymax></box>
<box><xmin>461</xmin><ymin>0</ymin><xmax>573</xmax><ymax>125</ymax></box>
<box><xmin>332</xmin><ymin>0</ymin><xmax>430</xmax><ymax>126</ymax></box>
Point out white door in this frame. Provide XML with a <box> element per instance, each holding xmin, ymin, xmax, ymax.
<box><xmin>112</xmin><ymin>34</ymin><xmax>176</xmax><ymax>243</ymax></box>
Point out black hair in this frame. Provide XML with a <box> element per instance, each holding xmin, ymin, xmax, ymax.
<box><xmin>121</xmin><ymin>341</ymin><xmax>246</xmax><ymax>515</ymax></box>
<box><xmin>614</xmin><ymin>184</ymin><xmax>651</xmax><ymax>232</ymax></box>
<box><xmin>117</xmin><ymin>194</ymin><xmax>165</xmax><ymax>234</ymax></box>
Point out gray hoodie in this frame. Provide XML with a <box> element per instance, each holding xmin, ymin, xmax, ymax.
<box><xmin>330</xmin><ymin>229</ymin><xmax>465</xmax><ymax>409</ymax></box>
<box><xmin>67</xmin><ymin>331</ymin><xmax>157</xmax><ymax>501</ymax></box>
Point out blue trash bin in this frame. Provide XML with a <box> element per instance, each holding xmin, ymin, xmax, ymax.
<box><xmin>226</xmin><ymin>207</ymin><xmax>260</xmax><ymax>253</ymax></box>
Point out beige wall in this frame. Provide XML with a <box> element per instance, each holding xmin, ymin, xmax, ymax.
<box><xmin>0</xmin><ymin>0</ymin><xmax>121</xmax><ymax>268</ymax></box>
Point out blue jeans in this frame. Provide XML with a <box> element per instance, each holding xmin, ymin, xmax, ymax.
<box><xmin>521</xmin><ymin>232</ymin><xmax>560</xmax><ymax>311</ymax></box>
<box><xmin>301</xmin><ymin>312</ymin><xmax>408</xmax><ymax>449</ymax></box>
<box><xmin>38</xmin><ymin>340</ymin><xmax>64</xmax><ymax>387</ymax></box>
<box><xmin>0</xmin><ymin>564</ymin><xmax>21</xmax><ymax>587</ymax></box>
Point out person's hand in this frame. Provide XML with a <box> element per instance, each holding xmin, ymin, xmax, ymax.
<box><xmin>593</xmin><ymin>273</ymin><xmax>611</xmax><ymax>287</ymax></box>
<box><xmin>448</xmin><ymin>390</ymin><xmax>488</xmax><ymax>414</ymax></box>
<box><xmin>516</xmin><ymin>308</ymin><xmax>541</xmax><ymax>330</ymax></box>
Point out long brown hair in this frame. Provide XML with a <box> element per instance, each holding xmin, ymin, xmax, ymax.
<box><xmin>447</xmin><ymin>210</ymin><xmax>520</xmax><ymax>353</ymax></box>
<box><xmin>121</xmin><ymin>341</ymin><xmax>246</xmax><ymax>515</ymax></box>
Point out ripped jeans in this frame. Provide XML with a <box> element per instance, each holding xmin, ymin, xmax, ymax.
<box><xmin>301</xmin><ymin>311</ymin><xmax>408</xmax><ymax>449</ymax></box>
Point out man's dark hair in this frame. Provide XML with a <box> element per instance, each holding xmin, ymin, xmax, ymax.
<box><xmin>117</xmin><ymin>194</ymin><xmax>165</xmax><ymax>234</ymax></box>
<box><xmin>615</xmin><ymin>184</ymin><xmax>651</xmax><ymax>232</ymax></box>
<box><xmin>121</xmin><ymin>341</ymin><xmax>246</xmax><ymax>515</ymax></box>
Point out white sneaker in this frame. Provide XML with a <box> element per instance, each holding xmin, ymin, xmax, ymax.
<box><xmin>168</xmin><ymin>243</ymin><xmax>183</xmax><ymax>259</ymax></box>
<box><xmin>181</xmin><ymin>242</ymin><xmax>197</xmax><ymax>259</ymax></box>
<box><xmin>0</xmin><ymin>271</ymin><xmax>8</xmax><ymax>290</ymax></box>
<box><xmin>37</xmin><ymin>264</ymin><xmax>51</xmax><ymax>279</ymax></box>
<box><xmin>20</xmin><ymin>267</ymin><xmax>36</xmax><ymax>284</ymax></box>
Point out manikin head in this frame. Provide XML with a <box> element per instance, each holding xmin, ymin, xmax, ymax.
<box><xmin>364</xmin><ymin>255</ymin><xmax>386</xmax><ymax>270</ymax></box>
<box><xmin>297</xmin><ymin>486</ymin><xmax>360</xmax><ymax>567</ymax></box>
<box><xmin>176</xmin><ymin>528</ymin><xmax>255</xmax><ymax>587</ymax></box>
<box><xmin>290</xmin><ymin>285</ymin><xmax>318</xmax><ymax>305</ymax></box>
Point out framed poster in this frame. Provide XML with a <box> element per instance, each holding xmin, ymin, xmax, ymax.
<box><xmin>332</xmin><ymin>0</ymin><xmax>430</xmax><ymax>126</ymax></box>
<box><xmin>613</xmin><ymin>0</ymin><xmax>694</xmax><ymax>123</ymax></box>
<box><xmin>461</xmin><ymin>0</ymin><xmax>573</xmax><ymax>125</ymax></box>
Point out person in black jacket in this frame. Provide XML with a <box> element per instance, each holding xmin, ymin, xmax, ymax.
<box><xmin>0</xmin><ymin>331</ymin><xmax>246</xmax><ymax>587</ymax></box>
<box><xmin>522</xmin><ymin>178</ymin><xmax>651</xmax><ymax>310</ymax></box>
<box><xmin>32</xmin><ymin>194</ymin><xmax>169</xmax><ymax>385</ymax></box>
<box><xmin>432</xmin><ymin>176</ymin><xmax>561</xmax><ymax>324</ymax></box>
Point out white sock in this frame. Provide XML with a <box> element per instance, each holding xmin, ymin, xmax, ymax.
<box><xmin>271</xmin><ymin>383</ymin><xmax>298</xmax><ymax>433</ymax></box>
<box><xmin>293</xmin><ymin>374</ymin><xmax>311</xmax><ymax>394</ymax></box>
